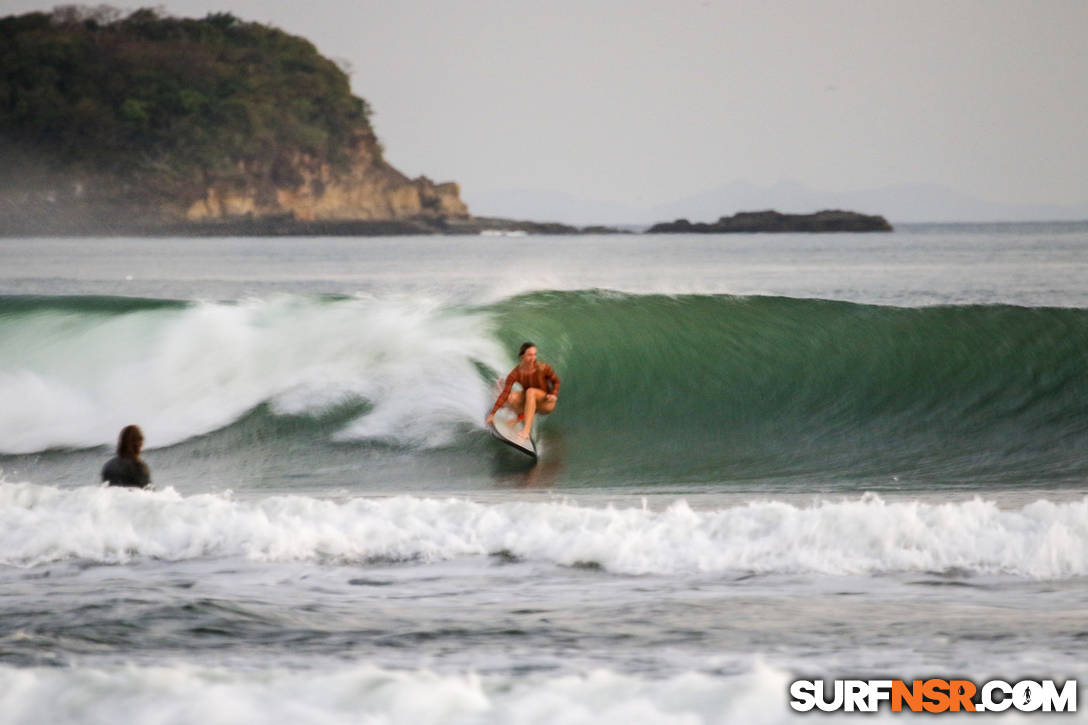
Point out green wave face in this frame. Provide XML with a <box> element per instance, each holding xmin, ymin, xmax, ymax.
<box><xmin>490</xmin><ymin>292</ymin><xmax>1088</xmax><ymax>488</ymax></box>
<box><xmin>0</xmin><ymin>295</ymin><xmax>187</xmax><ymax>316</ymax></box>
<box><xmin>2</xmin><ymin>292</ymin><xmax>1086</xmax><ymax>490</ymax></box>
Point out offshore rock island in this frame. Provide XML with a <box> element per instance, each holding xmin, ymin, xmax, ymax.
<box><xmin>648</xmin><ymin>210</ymin><xmax>893</xmax><ymax>233</ymax></box>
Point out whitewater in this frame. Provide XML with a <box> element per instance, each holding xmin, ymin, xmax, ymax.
<box><xmin>1</xmin><ymin>226</ymin><xmax>1087</xmax><ymax>724</ymax></box>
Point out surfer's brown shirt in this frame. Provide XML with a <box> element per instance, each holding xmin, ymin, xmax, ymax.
<box><xmin>489</xmin><ymin>363</ymin><xmax>560</xmax><ymax>416</ymax></box>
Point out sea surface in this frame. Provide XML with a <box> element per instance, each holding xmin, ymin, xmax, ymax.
<box><xmin>1</xmin><ymin>224</ymin><xmax>1086</xmax><ymax>723</ymax></box>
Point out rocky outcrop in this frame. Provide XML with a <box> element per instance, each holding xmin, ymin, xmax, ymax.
<box><xmin>1</xmin><ymin>128</ymin><xmax>468</xmax><ymax>234</ymax></box>
<box><xmin>648</xmin><ymin>210</ymin><xmax>893</xmax><ymax>233</ymax></box>
<box><xmin>184</xmin><ymin>129</ymin><xmax>468</xmax><ymax>223</ymax></box>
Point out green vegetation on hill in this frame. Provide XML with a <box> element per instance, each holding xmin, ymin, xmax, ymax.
<box><xmin>0</xmin><ymin>6</ymin><xmax>374</xmax><ymax>191</ymax></box>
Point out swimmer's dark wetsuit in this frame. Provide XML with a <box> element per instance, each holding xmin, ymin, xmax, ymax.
<box><xmin>101</xmin><ymin>457</ymin><xmax>151</xmax><ymax>488</ymax></box>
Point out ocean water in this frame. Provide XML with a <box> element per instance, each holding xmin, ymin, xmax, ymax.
<box><xmin>1</xmin><ymin>225</ymin><xmax>1086</xmax><ymax>723</ymax></box>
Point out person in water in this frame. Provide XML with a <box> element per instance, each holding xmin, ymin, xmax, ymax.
<box><xmin>485</xmin><ymin>342</ymin><xmax>560</xmax><ymax>440</ymax></box>
<box><xmin>101</xmin><ymin>424</ymin><xmax>151</xmax><ymax>488</ymax></box>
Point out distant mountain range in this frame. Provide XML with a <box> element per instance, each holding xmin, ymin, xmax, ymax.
<box><xmin>466</xmin><ymin>181</ymin><xmax>1088</xmax><ymax>226</ymax></box>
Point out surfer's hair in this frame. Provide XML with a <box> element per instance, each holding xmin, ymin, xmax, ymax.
<box><xmin>117</xmin><ymin>425</ymin><xmax>144</xmax><ymax>460</ymax></box>
<box><xmin>518</xmin><ymin>341</ymin><xmax>536</xmax><ymax>357</ymax></box>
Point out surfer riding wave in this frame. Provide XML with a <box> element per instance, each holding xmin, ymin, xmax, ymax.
<box><xmin>486</xmin><ymin>342</ymin><xmax>559</xmax><ymax>440</ymax></box>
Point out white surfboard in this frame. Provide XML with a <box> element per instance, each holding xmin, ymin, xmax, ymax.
<box><xmin>488</xmin><ymin>408</ymin><xmax>538</xmax><ymax>459</ymax></box>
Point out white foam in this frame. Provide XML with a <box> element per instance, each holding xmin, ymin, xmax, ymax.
<box><xmin>2</xmin><ymin>484</ymin><xmax>1086</xmax><ymax>578</ymax></box>
<box><xmin>0</xmin><ymin>296</ymin><xmax>507</xmax><ymax>453</ymax></box>
<box><xmin>0</xmin><ymin>660</ymin><xmax>801</xmax><ymax>725</ymax></box>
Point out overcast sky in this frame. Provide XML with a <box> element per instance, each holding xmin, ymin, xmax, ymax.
<box><xmin>5</xmin><ymin>0</ymin><xmax>1087</xmax><ymax>220</ymax></box>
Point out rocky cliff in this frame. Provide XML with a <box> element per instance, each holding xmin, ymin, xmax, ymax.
<box><xmin>182</xmin><ymin>128</ymin><xmax>468</xmax><ymax>223</ymax></box>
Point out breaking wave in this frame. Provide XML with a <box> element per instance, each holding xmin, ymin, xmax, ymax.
<box><xmin>2</xmin><ymin>483</ymin><xmax>1086</xmax><ymax>578</ymax></box>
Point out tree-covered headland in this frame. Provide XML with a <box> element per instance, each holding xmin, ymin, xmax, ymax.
<box><xmin>1</xmin><ymin>6</ymin><xmax>467</xmax><ymax>232</ymax></box>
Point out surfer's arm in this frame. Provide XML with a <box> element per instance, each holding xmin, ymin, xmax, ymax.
<box><xmin>545</xmin><ymin>365</ymin><xmax>559</xmax><ymax>397</ymax></box>
<box><xmin>488</xmin><ymin>373</ymin><xmax>516</xmax><ymax>418</ymax></box>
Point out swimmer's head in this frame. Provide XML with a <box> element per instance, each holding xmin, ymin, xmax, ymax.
<box><xmin>518</xmin><ymin>341</ymin><xmax>537</xmax><ymax>364</ymax></box>
<box><xmin>117</xmin><ymin>424</ymin><xmax>144</xmax><ymax>459</ymax></box>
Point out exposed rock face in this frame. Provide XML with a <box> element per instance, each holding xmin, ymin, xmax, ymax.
<box><xmin>184</xmin><ymin>129</ymin><xmax>468</xmax><ymax>223</ymax></box>
<box><xmin>648</xmin><ymin>209</ymin><xmax>893</xmax><ymax>233</ymax></box>
<box><xmin>1</xmin><ymin>128</ymin><xmax>468</xmax><ymax>233</ymax></box>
